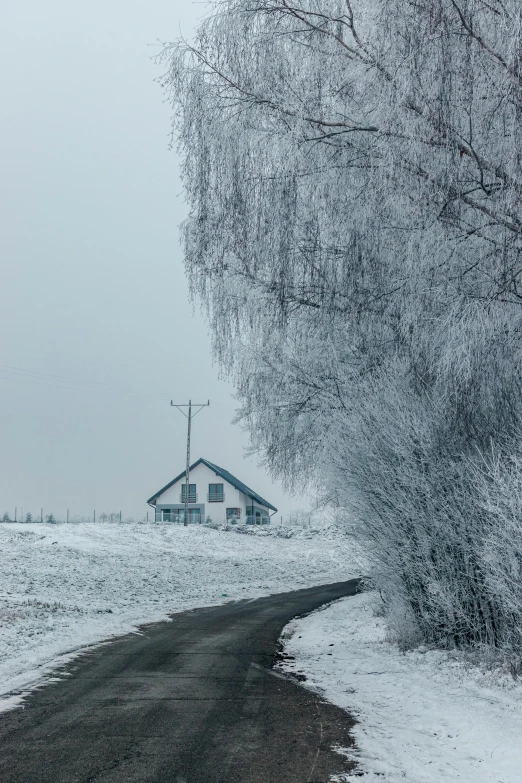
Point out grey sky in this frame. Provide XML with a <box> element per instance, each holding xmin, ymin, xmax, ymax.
<box><xmin>0</xmin><ymin>0</ymin><xmax>298</xmax><ymax>520</ymax></box>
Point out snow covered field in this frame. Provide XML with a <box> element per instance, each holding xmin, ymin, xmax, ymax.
<box><xmin>280</xmin><ymin>592</ymin><xmax>522</xmax><ymax>783</ymax></box>
<box><xmin>0</xmin><ymin>521</ymin><xmax>357</xmax><ymax>706</ymax></box>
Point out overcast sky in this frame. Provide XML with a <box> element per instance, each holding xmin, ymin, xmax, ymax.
<box><xmin>0</xmin><ymin>0</ymin><xmax>299</xmax><ymax>521</ymax></box>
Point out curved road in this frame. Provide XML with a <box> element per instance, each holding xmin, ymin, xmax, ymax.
<box><xmin>0</xmin><ymin>580</ymin><xmax>359</xmax><ymax>782</ymax></box>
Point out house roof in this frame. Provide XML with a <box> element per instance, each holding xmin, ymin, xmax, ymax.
<box><xmin>146</xmin><ymin>457</ymin><xmax>278</xmax><ymax>512</ymax></box>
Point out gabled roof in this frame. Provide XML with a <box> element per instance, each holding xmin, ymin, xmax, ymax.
<box><xmin>146</xmin><ymin>457</ymin><xmax>278</xmax><ymax>511</ymax></box>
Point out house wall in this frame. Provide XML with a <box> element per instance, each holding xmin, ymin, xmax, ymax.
<box><xmin>155</xmin><ymin>462</ymin><xmax>245</xmax><ymax>524</ymax></box>
<box><xmin>238</xmin><ymin>491</ymin><xmax>272</xmax><ymax>524</ymax></box>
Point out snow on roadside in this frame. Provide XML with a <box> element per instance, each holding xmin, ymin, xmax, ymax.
<box><xmin>0</xmin><ymin>521</ymin><xmax>358</xmax><ymax>704</ymax></box>
<box><xmin>279</xmin><ymin>592</ymin><xmax>522</xmax><ymax>783</ymax></box>
<box><xmin>210</xmin><ymin>522</ymin><xmax>351</xmax><ymax>540</ymax></box>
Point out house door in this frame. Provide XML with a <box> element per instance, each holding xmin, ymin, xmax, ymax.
<box><xmin>189</xmin><ymin>508</ymin><xmax>201</xmax><ymax>524</ymax></box>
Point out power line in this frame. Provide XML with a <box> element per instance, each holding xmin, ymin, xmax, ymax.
<box><xmin>0</xmin><ymin>363</ymin><xmax>172</xmax><ymax>398</ymax></box>
<box><xmin>0</xmin><ymin>363</ymin><xmax>232</xmax><ymax>413</ymax></box>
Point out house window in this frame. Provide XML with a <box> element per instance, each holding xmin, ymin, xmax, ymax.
<box><xmin>226</xmin><ymin>508</ymin><xmax>241</xmax><ymax>522</ymax></box>
<box><xmin>174</xmin><ymin>508</ymin><xmax>201</xmax><ymax>524</ymax></box>
<box><xmin>181</xmin><ymin>484</ymin><xmax>197</xmax><ymax>503</ymax></box>
<box><xmin>162</xmin><ymin>509</ymin><xmax>172</xmax><ymax>521</ymax></box>
<box><xmin>208</xmin><ymin>483</ymin><xmax>224</xmax><ymax>502</ymax></box>
<box><xmin>247</xmin><ymin>510</ymin><xmax>262</xmax><ymax>525</ymax></box>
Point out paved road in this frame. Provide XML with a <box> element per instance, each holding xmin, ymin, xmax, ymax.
<box><xmin>0</xmin><ymin>580</ymin><xmax>359</xmax><ymax>783</ymax></box>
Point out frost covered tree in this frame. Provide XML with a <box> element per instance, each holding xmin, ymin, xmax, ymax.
<box><xmin>287</xmin><ymin>509</ymin><xmax>312</xmax><ymax>527</ymax></box>
<box><xmin>162</xmin><ymin>1</ymin><xmax>522</xmax><ymax>652</ymax></box>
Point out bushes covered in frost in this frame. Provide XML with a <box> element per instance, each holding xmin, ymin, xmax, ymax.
<box><xmin>162</xmin><ymin>1</ymin><xmax>522</xmax><ymax>656</ymax></box>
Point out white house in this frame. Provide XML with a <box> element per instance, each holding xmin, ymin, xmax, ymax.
<box><xmin>146</xmin><ymin>458</ymin><xmax>277</xmax><ymax>525</ymax></box>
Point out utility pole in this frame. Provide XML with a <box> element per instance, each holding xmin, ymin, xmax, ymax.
<box><xmin>171</xmin><ymin>400</ymin><xmax>210</xmax><ymax>526</ymax></box>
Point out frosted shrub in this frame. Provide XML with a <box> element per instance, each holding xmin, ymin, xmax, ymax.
<box><xmin>162</xmin><ymin>1</ymin><xmax>522</xmax><ymax>652</ymax></box>
<box><xmin>474</xmin><ymin>447</ymin><xmax>522</xmax><ymax>652</ymax></box>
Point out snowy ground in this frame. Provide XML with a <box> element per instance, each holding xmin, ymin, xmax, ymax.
<box><xmin>280</xmin><ymin>592</ymin><xmax>522</xmax><ymax>783</ymax></box>
<box><xmin>0</xmin><ymin>521</ymin><xmax>358</xmax><ymax>708</ymax></box>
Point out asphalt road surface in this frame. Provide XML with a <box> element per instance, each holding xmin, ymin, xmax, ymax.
<box><xmin>1</xmin><ymin>580</ymin><xmax>359</xmax><ymax>783</ymax></box>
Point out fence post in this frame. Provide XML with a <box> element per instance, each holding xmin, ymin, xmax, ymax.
<box><xmin>14</xmin><ymin>507</ymin><xmax>17</xmax><ymax>522</ymax></box>
<box><xmin>67</xmin><ymin>509</ymin><xmax>69</xmax><ymax>523</ymax></box>
<box><xmin>41</xmin><ymin>508</ymin><xmax>43</xmax><ymax>523</ymax></box>
<box><xmin>94</xmin><ymin>510</ymin><xmax>96</xmax><ymax>523</ymax></box>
